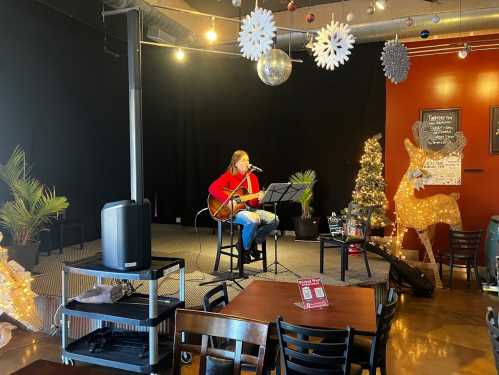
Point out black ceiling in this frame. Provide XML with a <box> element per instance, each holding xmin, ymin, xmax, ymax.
<box><xmin>185</xmin><ymin>0</ymin><xmax>342</xmax><ymax>18</ymax></box>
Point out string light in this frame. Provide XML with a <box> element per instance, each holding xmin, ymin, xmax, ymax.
<box><xmin>0</xmin><ymin>233</ymin><xmax>41</xmax><ymax>331</ymax></box>
<box><xmin>393</xmin><ymin>138</ymin><xmax>462</xmax><ymax>260</ymax></box>
<box><xmin>205</xmin><ymin>17</ymin><xmax>218</xmax><ymax>43</ymax></box>
<box><xmin>375</xmin><ymin>0</ymin><xmax>387</xmax><ymax>10</ymax></box>
<box><xmin>351</xmin><ymin>134</ymin><xmax>389</xmax><ymax>229</ymax></box>
<box><xmin>174</xmin><ymin>48</ymin><xmax>185</xmax><ymax>62</ymax></box>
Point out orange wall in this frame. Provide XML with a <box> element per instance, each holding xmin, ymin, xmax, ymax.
<box><xmin>385</xmin><ymin>36</ymin><xmax>499</xmax><ymax>262</ymax></box>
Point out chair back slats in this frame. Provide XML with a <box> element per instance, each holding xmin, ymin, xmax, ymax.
<box><xmin>176</xmin><ymin>309</ymin><xmax>268</xmax><ymax>345</ymax></box>
<box><xmin>233</xmin><ymin>340</ymin><xmax>243</xmax><ymax>375</ymax></box>
<box><xmin>371</xmin><ymin>289</ymin><xmax>399</xmax><ymax>367</ymax></box>
<box><xmin>282</xmin><ymin>334</ymin><xmax>346</xmax><ymax>353</ymax></box>
<box><xmin>199</xmin><ymin>334</ymin><xmax>209</xmax><ymax>375</ymax></box>
<box><xmin>486</xmin><ymin>307</ymin><xmax>499</xmax><ymax>372</ymax></box>
<box><xmin>284</xmin><ymin>347</ymin><xmax>346</xmax><ymax>366</ymax></box>
<box><xmin>287</xmin><ymin>361</ymin><xmax>345</xmax><ymax>375</ymax></box>
<box><xmin>203</xmin><ymin>283</ymin><xmax>229</xmax><ymax>312</ymax></box>
<box><xmin>448</xmin><ymin>230</ymin><xmax>482</xmax><ymax>256</ymax></box>
<box><xmin>276</xmin><ymin>316</ymin><xmax>353</xmax><ymax>375</ymax></box>
<box><xmin>173</xmin><ymin>309</ymin><xmax>269</xmax><ymax>375</ymax></box>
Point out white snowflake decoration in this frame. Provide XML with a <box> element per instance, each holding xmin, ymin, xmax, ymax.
<box><xmin>312</xmin><ymin>19</ymin><xmax>355</xmax><ymax>71</ymax></box>
<box><xmin>238</xmin><ymin>7</ymin><xmax>277</xmax><ymax>61</ymax></box>
<box><xmin>381</xmin><ymin>38</ymin><xmax>410</xmax><ymax>84</ymax></box>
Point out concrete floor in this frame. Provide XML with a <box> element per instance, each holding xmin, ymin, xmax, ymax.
<box><xmin>1</xmin><ymin>276</ymin><xmax>498</xmax><ymax>374</ymax></box>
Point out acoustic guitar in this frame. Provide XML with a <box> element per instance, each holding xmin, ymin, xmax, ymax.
<box><xmin>208</xmin><ymin>187</ymin><xmax>261</xmax><ymax>222</ymax></box>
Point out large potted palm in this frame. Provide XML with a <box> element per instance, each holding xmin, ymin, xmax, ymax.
<box><xmin>289</xmin><ymin>170</ymin><xmax>319</xmax><ymax>240</ymax></box>
<box><xmin>0</xmin><ymin>146</ymin><xmax>68</xmax><ymax>270</ymax></box>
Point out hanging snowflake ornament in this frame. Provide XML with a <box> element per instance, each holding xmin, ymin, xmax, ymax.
<box><xmin>312</xmin><ymin>18</ymin><xmax>355</xmax><ymax>71</ymax></box>
<box><xmin>381</xmin><ymin>37</ymin><xmax>410</xmax><ymax>84</ymax></box>
<box><xmin>238</xmin><ymin>7</ymin><xmax>277</xmax><ymax>61</ymax></box>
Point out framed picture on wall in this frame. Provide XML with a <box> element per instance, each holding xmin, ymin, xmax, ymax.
<box><xmin>420</xmin><ymin>108</ymin><xmax>461</xmax><ymax>151</ymax></box>
<box><xmin>420</xmin><ymin>108</ymin><xmax>462</xmax><ymax>185</ymax></box>
<box><xmin>490</xmin><ymin>106</ymin><xmax>499</xmax><ymax>154</ymax></box>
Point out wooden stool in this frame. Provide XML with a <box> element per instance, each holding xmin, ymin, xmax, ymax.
<box><xmin>213</xmin><ymin>221</ymin><xmax>267</xmax><ymax>276</ymax></box>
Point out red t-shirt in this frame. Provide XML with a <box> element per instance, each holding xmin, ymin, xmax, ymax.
<box><xmin>208</xmin><ymin>171</ymin><xmax>260</xmax><ymax>208</ymax></box>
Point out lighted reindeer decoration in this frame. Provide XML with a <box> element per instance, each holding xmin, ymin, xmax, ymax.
<box><xmin>394</xmin><ymin>121</ymin><xmax>466</xmax><ymax>288</ymax></box>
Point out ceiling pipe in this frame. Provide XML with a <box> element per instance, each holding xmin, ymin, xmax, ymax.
<box><xmin>103</xmin><ymin>0</ymin><xmax>195</xmax><ymax>43</ymax></box>
<box><xmin>219</xmin><ymin>6</ymin><xmax>499</xmax><ymax>51</ymax></box>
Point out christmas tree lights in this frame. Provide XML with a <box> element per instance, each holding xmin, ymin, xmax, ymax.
<box><xmin>351</xmin><ymin>134</ymin><xmax>389</xmax><ymax>228</ymax></box>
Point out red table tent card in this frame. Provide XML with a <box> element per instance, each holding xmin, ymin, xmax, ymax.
<box><xmin>296</xmin><ymin>278</ymin><xmax>330</xmax><ymax>310</ymax></box>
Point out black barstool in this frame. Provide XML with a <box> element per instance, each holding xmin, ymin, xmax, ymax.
<box><xmin>213</xmin><ymin>221</ymin><xmax>267</xmax><ymax>277</ymax></box>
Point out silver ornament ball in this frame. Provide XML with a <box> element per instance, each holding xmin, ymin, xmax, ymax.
<box><xmin>346</xmin><ymin>12</ymin><xmax>354</xmax><ymax>23</ymax></box>
<box><xmin>366</xmin><ymin>6</ymin><xmax>375</xmax><ymax>15</ymax></box>
<box><xmin>432</xmin><ymin>14</ymin><xmax>440</xmax><ymax>24</ymax></box>
<box><xmin>257</xmin><ymin>49</ymin><xmax>292</xmax><ymax>86</ymax></box>
<box><xmin>232</xmin><ymin>0</ymin><xmax>241</xmax><ymax>7</ymax></box>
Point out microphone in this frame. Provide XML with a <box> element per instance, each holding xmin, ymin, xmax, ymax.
<box><xmin>249</xmin><ymin>164</ymin><xmax>263</xmax><ymax>173</ymax></box>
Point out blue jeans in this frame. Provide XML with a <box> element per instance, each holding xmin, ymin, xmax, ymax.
<box><xmin>233</xmin><ymin>208</ymin><xmax>279</xmax><ymax>250</ymax></box>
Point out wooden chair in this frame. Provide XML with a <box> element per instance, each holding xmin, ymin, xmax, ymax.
<box><xmin>172</xmin><ymin>309</ymin><xmax>269</xmax><ymax>375</ymax></box>
<box><xmin>320</xmin><ymin>204</ymin><xmax>374</xmax><ymax>281</ymax></box>
<box><xmin>351</xmin><ymin>288</ymin><xmax>399</xmax><ymax>375</ymax></box>
<box><xmin>275</xmin><ymin>316</ymin><xmax>362</xmax><ymax>375</ymax></box>
<box><xmin>486</xmin><ymin>306</ymin><xmax>499</xmax><ymax>374</ymax></box>
<box><xmin>213</xmin><ymin>221</ymin><xmax>267</xmax><ymax>276</ymax></box>
<box><xmin>438</xmin><ymin>230</ymin><xmax>482</xmax><ymax>289</ymax></box>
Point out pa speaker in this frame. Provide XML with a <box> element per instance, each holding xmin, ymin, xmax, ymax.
<box><xmin>101</xmin><ymin>200</ymin><xmax>151</xmax><ymax>270</ymax></box>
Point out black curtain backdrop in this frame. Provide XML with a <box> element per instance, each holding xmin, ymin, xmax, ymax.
<box><xmin>143</xmin><ymin>43</ymin><xmax>386</xmax><ymax>231</ymax></box>
<box><xmin>0</xmin><ymin>0</ymin><xmax>386</xmax><ymax>240</ymax></box>
<box><xmin>0</xmin><ymin>0</ymin><xmax>130</xmax><ymax>243</ymax></box>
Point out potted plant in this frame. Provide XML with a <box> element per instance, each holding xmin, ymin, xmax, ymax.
<box><xmin>0</xmin><ymin>146</ymin><xmax>68</xmax><ymax>270</ymax></box>
<box><xmin>289</xmin><ymin>169</ymin><xmax>319</xmax><ymax>240</ymax></box>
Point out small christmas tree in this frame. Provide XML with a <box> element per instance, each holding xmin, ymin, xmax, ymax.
<box><xmin>351</xmin><ymin>134</ymin><xmax>389</xmax><ymax>228</ymax></box>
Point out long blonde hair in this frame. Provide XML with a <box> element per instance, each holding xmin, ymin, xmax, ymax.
<box><xmin>227</xmin><ymin>150</ymin><xmax>248</xmax><ymax>175</ymax></box>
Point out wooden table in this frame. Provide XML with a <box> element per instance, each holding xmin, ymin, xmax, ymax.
<box><xmin>221</xmin><ymin>280</ymin><xmax>377</xmax><ymax>332</ymax></box>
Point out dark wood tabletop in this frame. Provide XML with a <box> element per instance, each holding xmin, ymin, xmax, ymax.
<box><xmin>221</xmin><ymin>280</ymin><xmax>377</xmax><ymax>332</ymax></box>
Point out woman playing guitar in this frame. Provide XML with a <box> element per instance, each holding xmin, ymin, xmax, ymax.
<box><xmin>208</xmin><ymin>150</ymin><xmax>279</xmax><ymax>263</ymax></box>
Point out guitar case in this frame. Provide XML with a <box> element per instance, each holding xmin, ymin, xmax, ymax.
<box><xmin>363</xmin><ymin>242</ymin><xmax>434</xmax><ymax>297</ymax></box>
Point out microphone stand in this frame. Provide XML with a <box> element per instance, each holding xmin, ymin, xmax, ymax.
<box><xmin>200</xmin><ymin>168</ymin><xmax>255</xmax><ymax>290</ymax></box>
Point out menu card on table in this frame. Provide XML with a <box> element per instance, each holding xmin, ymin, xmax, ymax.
<box><xmin>295</xmin><ymin>278</ymin><xmax>330</xmax><ymax>310</ymax></box>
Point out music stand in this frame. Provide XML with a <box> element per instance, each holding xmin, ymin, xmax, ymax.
<box><xmin>262</xmin><ymin>182</ymin><xmax>309</xmax><ymax>277</ymax></box>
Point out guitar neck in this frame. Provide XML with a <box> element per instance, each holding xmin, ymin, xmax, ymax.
<box><xmin>239</xmin><ymin>193</ymin><xmax>260</xmax><ymax>202</ymax></box>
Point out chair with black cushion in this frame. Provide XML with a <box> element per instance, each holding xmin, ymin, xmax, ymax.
<box><xmin>438</xmin><ymin>230</ymin><xmax>482</xmax><ymax>289</ymax></box>
<box><xmin>320</xmin><ymin>204</ymin><xmax>375</xmax><ymax>281</ymax></box>
<box><xmin>213</xmin><ymin>221</ymin><xmax>267</xmax><ymax>277</ymax></box>
<box><xmin>172</xmin><ymin>309</ymin><xmax>269</xmax><ymax>375</ymax></box>
<box><xmin>275</xmin><ymin>316</ymin><xmax>362</xmax><ymax>375</ymax></box>
<box><xmin>486</xmin><ymin>306</ymin><xmax>499</xmax><ymax>374</ymax></box>
<box><xmin>350</xmin><ymin>288</ymin><xmax>399</xmax><ymax>375</ymax></box>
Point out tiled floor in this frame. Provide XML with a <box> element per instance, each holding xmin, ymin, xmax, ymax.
<box><xmin>2</xmin><ymin>276</ymin><xmax>498</xmax><ymax>374</ymax></box>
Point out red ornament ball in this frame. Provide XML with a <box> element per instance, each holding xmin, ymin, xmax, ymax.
<box><xmin>287</xmin><ymin>1</ymin><xmax>296</xmax><ymax>12</ymax></box>
<box><xmin>306</xmin><ymin>13</ymin><xmax>315</xmax><ymax>23</ymax></box>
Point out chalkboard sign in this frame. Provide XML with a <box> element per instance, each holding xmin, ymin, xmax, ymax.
<box><xmin>420</xmin><ymin>108</ymin><xmax>460</xmax><ymax>151</ymax></box>
<box><xmin>491</xmin><ymin>106</ymin><xmax>499</xmax><ymax>154</ymax></box>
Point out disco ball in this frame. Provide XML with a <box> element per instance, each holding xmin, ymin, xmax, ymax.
<box><xmin>257</xmin><ymin>49</ymin><xmax>292</xmax><ymax>86</ymax></box>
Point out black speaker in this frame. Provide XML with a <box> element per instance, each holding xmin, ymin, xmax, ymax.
<box><xmin>101</xmin><ymin>200</ymin><xmax>151</xmax><ymax>270</ymax></box>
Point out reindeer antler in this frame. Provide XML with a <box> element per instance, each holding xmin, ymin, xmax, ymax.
<box><xmin>412</xmin><ymin>121</ymin><xmax>467</xmax><ymax>158</ymax></box>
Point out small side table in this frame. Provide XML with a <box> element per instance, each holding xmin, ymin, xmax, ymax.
<box><xmin>319</xmin><ymin>234</ymin><xmax>371</xmax><ymax>281</ymax></box>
